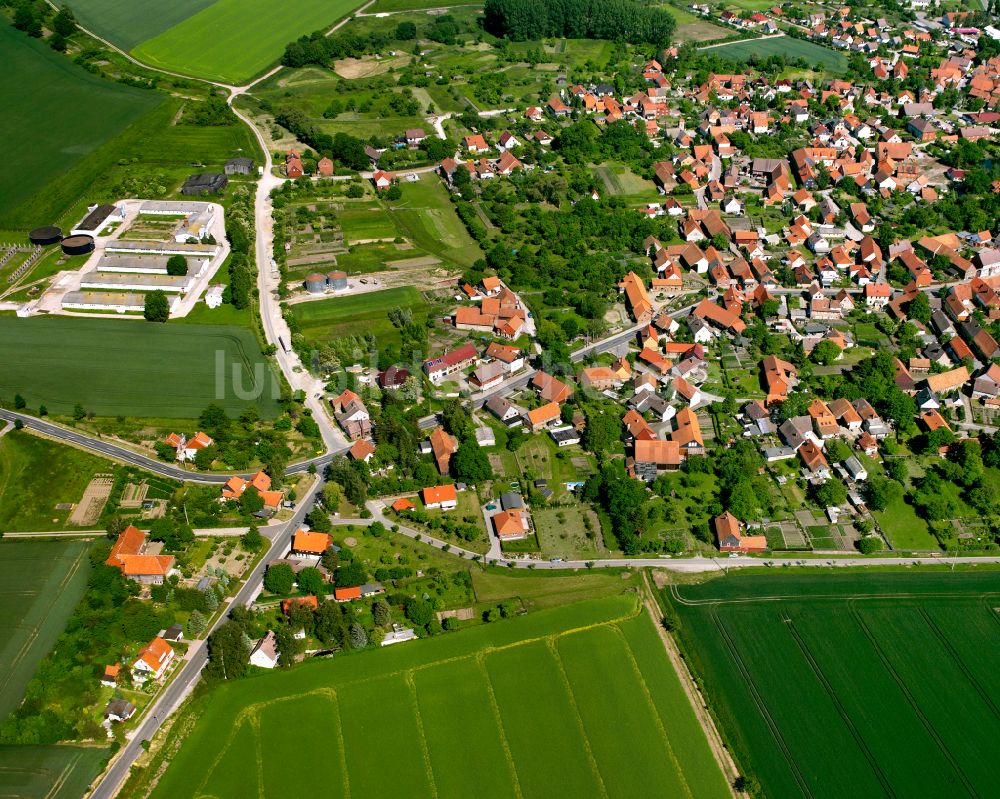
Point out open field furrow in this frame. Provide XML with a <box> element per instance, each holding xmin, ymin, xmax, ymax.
<box><xmin>710</xmin><ymin>610</ymin><xmax>814</xmax><ymax>798</ymax></box>
<box><xmin>918</xmin><ymin>608</ymin><xmax>1000</xmax><ymax>722</ymax></box>
<box><xmin>848</xmin><ymin>605</ymin><xmax>979</xmax><ymax>798</ymax></box>
<box><xmin>783</xmin><ymin>615</ymin><xmax>896</xmax><ymax>798</ymax></box>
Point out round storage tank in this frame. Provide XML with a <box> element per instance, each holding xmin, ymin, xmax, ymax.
<box><xmin>61</xmin><ymin>235</ymin><xmax>95</xmax><ymax>256</ymax></box>
<box><xmin>304</xmin><ymin>273</ymin><xmax>327</xmax><ymax>293</ymax></box>
<box><xmin>327</xmin><ymin>270</ymin><xmax>348</xmax><ymax>290</ymax></box>
<box><xmin>29</xmin><ymin>225</ymin><xmax>62</xmax><ymax>246</ymax></box>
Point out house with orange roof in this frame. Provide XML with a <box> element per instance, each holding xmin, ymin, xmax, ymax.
<box><xmin>106</xmin><ymin>525</ymin><xmax>174</xmax><ymax>585</ymax></box>
<box><xmin>101</xmin><ymin>664</ymin><xmax>120</xmax><ymax>688</ymax></box>
<box><xmin>808</xmin><ymin>399</ymin><xmax>840</xmax><ymax>439</ymax></box>
<box><xmin>618</xmin><ymin>271</ymin><xmax>653</xmax><ymax>322</ymax></box>
<box><xmin>133</xmin><ymin>637</ymin><xmax>174</xmax><ymax>682</ymax></box>
<box><xmin>429</xmin><ymin>426</ymin><xmax>459</xmax><ymax>474</ymax></box>
<box><xmin>493</xmin><ymin>510</ymin><xmax>530</xmax><ymax>540</ymax></box>
<box><xmin>798</xmin><ymin>440</ymin><xmax>830</xmax><ymax>479</ymax></box>
<box><xmin>334</xmin><ymin>586</ymin><xmax>362</xmax><ymax>602</ymax></box>
<box><xmin>165</xmin><ymin>431</ymin><xmax>214</xmax><ymax>462</ymax></box>
<box><xmin>527</xmin><ymin>402</ymin><xmax>562</xmax><ymax>432</ymax></box>
<box><xmin>391</xmin><ymin>497</ymin><xmax>416</xmax><ymax>512</ymax></box>
<box><xmin>715</xmin><ymin>512</ymin><xmax>767</xmax><ymax>552</ymax></box>
<box><xmin>531</xmin><ymin>372</ymin><xmax>573</xmax><ymax>403</ymax></box>
<box><xmin>579</xmin><ymin>366</ymin><xmax>620</xmax><ymax>392</ymax></box>
<box><xmin>623</xmin><ymin>409</ymin><xmax>657</xmax><ymax>443</ymax></box>
<box><xmin>671</xmin><ymin>407</ymin><xmax>704</xmax><ymax>453</ymax></box>
<box><xmin>348</xmin><ymin>439</ymin><xmax>376</xmax><ymax>462</ymax></box>
<box><xmin>632</xmin><ymin>439</ymin><xmax>681</xmax><ymax>481</ymax></box>
<box><xmin>281</xmin><ymin>596</ymin><xmax>319</xmax><ymax>615</ymax></box>
<box><xmin>291</xmin><ymin>530</ymin><xmax>332</xmax><ymax>557</ymax></box>
<box><xmin>422</xmin><ymin>484</ymin><xmax>458</xmax><ymax>510</ymax></box>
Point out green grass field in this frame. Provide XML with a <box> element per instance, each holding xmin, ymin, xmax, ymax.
<box><xmin>0</xmin><ymin>744</ymin><xmax>107</xmax><ymax>799</ymax></box>
<box><xmin>62</xmin><ymin>0</ymin><xmax>216</xmax><ymax>50</ymax></box>
<box><xmin>705</xmin><ymin>36</ymin><xmax>847</xmax><ymax>72</ymax></box>
<box><xmin>668</xmin><ymin>569</ymin><xmax>1000</xmax><ymax>798</ymax></box>
<box><xmin>5</xmin><ymin>98</ymin><xmax>258</xmax><ymax>232</ymax></box>
<box><xmin>0</xmin><ymin>541</ymin><xmax>91</xmax><ymax>716</ymax></box>
<box><xmin>339</xmin><ymin>204</ymin><xmax>399</xmax><ymax>244</ymax></box>
<box><xmin>387</xmin><ymin>175</ymin><xmax>484</xmax><ymax>269</ymax></box>
<box><xmin>0</xmin><ymin>431</ymin><xmax>117</xmax><ymax>532</ymax></box>
<box><xmin>133</xmin><ymin>0</ymin><xmax>368</xmax><ymax>84</ymax></box>
<box><xmin>0</xmin><ymin>317</ymin><xmax>281</xmax><ymax>418</ymax></box>
<box><xmin>874</xmin><ymin>493</ymin><xmax>938</xmax><ymax>550</ymax></box>
<box><xmin>147</xmin><ymin>595</ymin><xmax>729</xmax><ymax>798</ymax></box>
<box><xmin>289</xmin><ymin>286</ymin><xmax>428</xmax><ymax>347</ymax></box>
<box><xmin>0</xmin><ymin>20</ymin><xmax>162</xmax><ymax>226</ymax></box>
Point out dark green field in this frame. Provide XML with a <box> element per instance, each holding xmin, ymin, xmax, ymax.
<box><xmin>667</xmin><ymin>569</ymin><xmax>1000</xmax><ymax>798</ymax></box>
<box><xmin>7</xmin><ymin>98</ymin><xmax>259</xmax><ymax>231</ymax></box>
<box><xmin>0</xmin><ymin>317</ymin><xmax>281</xmax><ymax>418</ymax></box>
<box><xmin>0</xmin><ymin>20</ymin><xmax>161</xmax><ymax>226</ymax></box>
<box><xmin>0</xmin><ymin>744</ymin><xmax>106</xmax><ymax>799</ymax></box>
<box><xmin>0</xmin><ymin>541</ymin><xmax>91</xmax><ymax>716</ymax></box>
<box><xmin>65</xmin><ymin>0</ymin><xmax>216</xmax><ymax>50</ymax></box>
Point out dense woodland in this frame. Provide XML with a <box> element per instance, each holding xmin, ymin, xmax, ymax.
<box><xmin>483</xmin><ymin>0</ymin><xmax>675</xmax><ymax>45</ymax></box>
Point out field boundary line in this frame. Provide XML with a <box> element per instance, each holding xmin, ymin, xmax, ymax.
<box><xmin>711</xmin><ymin>611</ymin><xmax>813</xmax><ymax>797</ymax></box>
<box><xmin>250</xmin><ymin>715</ymin><xmax>264</xmax><ymax>799</ymax></box>
<box><xmin>642</xmin><ymin>575</ymin><xmax>740</xmax><ymax>794</ymax></box>
<box><xmin>670</xmin><ymin>585</ymin><xmax>1000</xmax><ymax>607</ymax></box>
<box><xmin>782</xmin><ymin>614</ymin><xmax>896</xmax><ymax>798</ymax></box>
<box><xmin>918</xmin><ymin>609</ymin><xmax>1000</xmax><ymax>722</ymax></box>
<box><xmin>475</xmin><ymin>655</ymin><xmax>524</xmax><ymax>799</ymax></box>
<box><xmin>544</xmin><ymin>639</ymin><xmax>610</xmax><ymax>799</ymax></box>
<box><xmin>322</xmin><ymin>688</ymin><xmax>352</xmax><ymax>799</ymax></box>
<box><xmin>404</xmin><ymin>672</ymin><xmax>439</xmax><ymax>799</ymax></box>
<box><xmin>848</xmin><ymin>602</ymin><xmax>979</xmax><ymax>798</ymax></box>
<box><xmin>44</xmin><ymin>751</ymin><xmax>80</xmax><ymax>799</ymax></box>
<box><xmin>193</xmin><ymin>718</ymin><xmax>247</xmax><ymax>799</ymax></box>
<box><xmin>608</xmin><ymin>623</ymin><xmax>695</xmax><ymax>799</ymax></box>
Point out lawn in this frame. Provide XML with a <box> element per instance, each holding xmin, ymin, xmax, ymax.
<box><xmin>338</xmin><ymin>204</ymin><xmax>399</xmax><ymax>244</ymax></box>
<box><xmin>0</xmin><ymin>745</ymin><xmax>107</xmax><ymax>799</ymax></box>
<box><xmin>0</xmin><ymin>317</ymin><xmax>281</xmax><ymax>418</ymax></box>
<box><xmin>532</xmin><ymin>506</ymin><xmax>603</xmax><ymax>559</ymax></box>
<box><xmin>472</xmin><ymin>568</ymin><xmax>638</xmax><ymax>610</ymax></box>
<box><xmin>593</xmin><ymin>162</ymin><xmax>661</xmax><ymax>201</ymax></box>
<box><xmin>62</xmin><ymin>0</ymin><xmax>216</xmax><ymax>50</ymax></box>
<box><xmin>289</xmin><ymin>285</ymin><xmax>428</xmax><ymax>347</ymax></box>
<box><xmin>667</xmin><ymin>569</ymin><xmax>1000</xmax><ymax>799</ymax></box>
<box><xmin>706</xmin><ymin>36</ymin><xmax>848</xmax><ymax>72</ymax></box>
<box><xmin>387</xmin><ymin>175</ymin><xmax>484</xmax><ymax>269</ymax></box>
<box><xmin>0</xmin><ymin>19</ymin><xmax>162</xmax><ymax>226</ymax></box>
<box><xmin>133</xmin><ymin>0</ymin><xmax>369</xmax><ymax>85</ymax></box>
<box><xmin>0</xmin><ymin>431</ymin><xmax>117</xmax><ymax>532</ymax></box>
<box><xmin>144</xmin><ymin>595</ymin><xmax>729</xmax><ymax>799</ymax></box>
<box><xmin>873</xmin><ymin>492</ymin><xmax>938</xmax><ymax>551</ymax></box>
<box><xmin>0</xmin><ymin>541</ymin><xmax>91</xmax><ymax>716</ymax></box>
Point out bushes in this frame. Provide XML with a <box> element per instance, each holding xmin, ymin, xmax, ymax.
<box><xmin>483</xmin><ymin>0</ymin><xmax>676</xmax><ymax>45</ymax></box>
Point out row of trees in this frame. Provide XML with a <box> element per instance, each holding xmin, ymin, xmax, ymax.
<box><xmin>483</xmin><ymin>0</ymin><xmax>676</xmax><ymax>45</ymax></box>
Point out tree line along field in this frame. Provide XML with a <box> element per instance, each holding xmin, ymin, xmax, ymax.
<box><xmin>0</xmin><ymin>318</ymin><xmax>281</xmax><ymax>419</ymax></box>
<box><xmin>146</xmin><ymin>596</ymin><xmax>730</xmax><ymax>799</ymax></box>
<box><xmin>132</xmin><ymin>0</ymin><xmax>370</xmax><ymax>85</ymax></box>
<box><xmin>667</xmin><ymin>569</ymin><xmax>1000</xmax><ymax>798</ymax></box>
<box><xmin>0</xmin><ymin>19</ymin><xmax>162</xmax><ymax>226</ymax></box>
<box><xmin>705</xmin><ymin>36</ymin><xmax>848</xmax><ymax>73</ymax></box>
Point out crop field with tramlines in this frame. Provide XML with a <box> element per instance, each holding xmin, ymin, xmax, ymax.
<box><xmin>667</xmin><ymin>569</ymin><xmax>1000</xmax><ymax>799</ymax></box>
<box><xmin>148</xmin><ymin>596</ymin><xmax>730</xmax><ymax>799</ymax></box>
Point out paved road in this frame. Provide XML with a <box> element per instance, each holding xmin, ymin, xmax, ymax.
<box><xmin>90</xmin><ymin>479</ymin><xmax>326</xmax><ymax>799</ymax></box>
<box><xmin>0</xmin><ymin>408</ymin><xmax>341</xmax><ymax>483</ymax></box>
